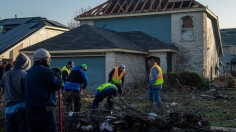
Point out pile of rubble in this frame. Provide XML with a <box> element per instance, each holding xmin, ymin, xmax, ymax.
<box><xmin>200</xmin><ymin>89</ymin><xmax>235</xmax><ymax>101</ymax></box>
<box><xmin>61</xmin><ymin>98</ymin><xmax>212</xmax><ymax>132</ymax></box>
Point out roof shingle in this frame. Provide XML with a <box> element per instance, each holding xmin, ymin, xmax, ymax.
<box><xmin>22</xmin><ymin>24</ymin><xmax>176</xmax><ymax>52</ymax></box>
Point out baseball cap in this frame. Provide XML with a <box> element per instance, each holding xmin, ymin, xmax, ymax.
<box><xmin>81</xmin><ymin>64</ymin><xmax>87</xmax><ymax>71</ymax></box>
<box><xmin>67</xmin><ymin>61</ymin><xmax>74</xmax><ymax>67</ymax></box>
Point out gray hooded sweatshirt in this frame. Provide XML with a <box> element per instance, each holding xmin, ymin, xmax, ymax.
<box><xmin>1</xmin><ymin>53</ymin><xmax>31</xmax><ymax>105</ymax></box>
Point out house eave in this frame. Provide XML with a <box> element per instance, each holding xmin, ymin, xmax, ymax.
<box><xmin>148</xmin><ymin>49</ymin><xmax>178</xmax><ymax>53</ymax></box>
<box><xmin>76</xmin><ymin>8</ymin><xmax>206</xmax><ymax>21</ymax></box>
<box><xmin>22</xmin><ymin>49</ymin><xmax>148</xmax><ymax>55</ymax></box>
<box><xmin>44</xmin><ymin>26</ymin><xmax>69</xmax><ymax>31</ymax></box>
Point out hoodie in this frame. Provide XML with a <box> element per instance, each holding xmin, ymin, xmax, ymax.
<box><xmin>1</xmin><ymin>53</ymin><xmax>31</xmax><ymax>105</ymax></box>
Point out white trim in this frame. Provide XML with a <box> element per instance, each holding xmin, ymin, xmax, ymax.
<box><xmin>148</xmin><ymin>49</ymin><xmax>177</xmax><ymax>53</ymax></box>
<box><xmin>44</xmin><ymin>26</ymin><xmax>69</xmax><ymax>31</ymax></box>
<box><xmin>76</xmin><ymin>8</ymin><xmax>206</xmax><ymax>21</ymax></box>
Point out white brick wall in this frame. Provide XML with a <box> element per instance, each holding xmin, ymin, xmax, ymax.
<box><xmin>203</xmin><ymin>13</ymin><xmax>220</xmax><ymax>79</ymax></box>
<box><xmin>171</xmin><ymin>12</ymin><xmax>220</xmax><ymax>80</ymax></box>
<box><xmin>171</xmin><ymin>12</ymin><xmax>204</xmax><ymax>76</ymax></box>
<box><xmin>105</xmin><ymin>52</ymin><xmax>147</xmax><ymax>86</ymax></box>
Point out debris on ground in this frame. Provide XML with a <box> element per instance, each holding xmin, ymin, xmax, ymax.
<box><xmin>200</xmin><ymin>89</ymin><xmax>236</xmax><ymax>101</ymax></box>
<box><xmin>62</xmin><ymin>97</ymin><xmax>212</xmax><ymax>132</ymax></box>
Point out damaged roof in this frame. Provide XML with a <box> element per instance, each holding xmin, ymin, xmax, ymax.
<box><xmin>0</xmin><ymin>17</ymin><xmax>68</xmax><ymax>55</ymax></box>
<box><xmin>77</xmin><ymin>0</ymin><xmax>205</xmax><ymax>18</ymax></box>
<box><xmin>221</xmin><ymin>28</ymin><xmax>236</xmax><ymax>46</ymax></box>
<box><xmin>22</xmin><ymin>24</ymin><xmax>177</xmax><ymax>53</ymax></box>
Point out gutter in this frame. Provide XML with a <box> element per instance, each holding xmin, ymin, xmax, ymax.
<box><xmin>149</xmin><ymin>49</ymin><xmax>178</xmax><ymax>53</ymax></box>
<box><xmin>22</xmin><ymin>49</ymin><xmax>148</xmax><ymax>55</ymax></box>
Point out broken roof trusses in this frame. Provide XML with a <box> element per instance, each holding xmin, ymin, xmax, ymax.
<box><xmin>79</xmin><ymin>0</ymin><xmax>204</xmax><ymax>17</ymax></box>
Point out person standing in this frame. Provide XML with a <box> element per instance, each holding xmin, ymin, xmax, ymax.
<box><xmin>147</xmin><ymin>59</ymin><xmax>164</xmax><ymax>108</ymax></box>
<box><xmin>0</xmin><ymin>61</ymin><xmax>8</xmax><ymax>80</ymax></box>
<box><xmin>61</xmin><ymin>61</ymin><xmax>74</xmax><ymax>88</ymax></box>
<box><xmin>1</xmin><ymin>53</ymin><xmax>31</xmax><ymax>132</ymax></box>
<box><xmin>92</xmin><ymin>83</ymin><xmax>118</xmax><ymax>110</ymax></box>
<box><xmin>25</xmin><ymin>48</ymin><xmax>62</xmax><ymax>132</ymax></box>
<box><xmin>108</xmin><ymin>65</ymin><xmax>125</xmax><ymax>96</ymax></box>
<box><xmin>64</xmin><ymin>64</ymin><xmax>88</xmax><ymax>112</ymax></box>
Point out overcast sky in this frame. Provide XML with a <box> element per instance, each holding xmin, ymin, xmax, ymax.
<box><xmin>0</xmin><ymin>0</ymin><xmax>235</xmax><ymax>29</ymax></box>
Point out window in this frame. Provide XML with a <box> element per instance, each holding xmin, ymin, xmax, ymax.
<box><xmin>181</xmin><ymin>16</ymin><xmax>194</xmax><ymax>41</ymax></box>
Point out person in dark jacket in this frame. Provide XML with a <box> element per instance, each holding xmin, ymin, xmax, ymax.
<box><xmin>1</xmin><ymin>53</ymin><xmax>31</xmax><ymax>132</ymax></box>
<box><xmin>92</xmin><ymin>83</ymin><xmax>118</xmax><ymax>110</ymax></box>
<box><xmin>64</xmin><ymin>64</ymin><xmax>88</xmax><ymax>112</ymax></box>
<box><xmin>0</xmin><ymin>61</ymin><xmax>8</xmax><ymax>80</ymax></box>
<box><xmin>25</xmin><ymin>48</ymin><xmax>62</xmax><ymax>132</ymax></box>
<box><xmin>108</xmin><ymin>65</ymin><xmax>125</xmax><ymax>96</ymax></box>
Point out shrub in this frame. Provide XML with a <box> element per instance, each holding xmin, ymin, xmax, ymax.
<box><xmin>219</xmin><ymin>73</ymin><xmax>236</xmax><ymax>88</ymax></box>
<box><xmin>165</xmin><ymin>72</ymin><xmax>182</xmax><ymax>85</ymax></box>
<box><xmin>176</xmin><ymin>71</ymin><xmax>210</xmax><ymax>91</ymax></box>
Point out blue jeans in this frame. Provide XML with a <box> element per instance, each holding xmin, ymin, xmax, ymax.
<box><xmin>5</xmin><ymin>108</ymin><xmax>29</xmax><ymax>132</ymax></box>
<box><xmin>148</xmin><ymin>88</ymin><xmax>162</xmax><ymax>108</ymax></box>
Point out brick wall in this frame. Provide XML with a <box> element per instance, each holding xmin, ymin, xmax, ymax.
<box><xmin>171</xmin><ymin>12</ymin><xmax>220</xmax><ymax>80</ymax></box>
<box><xmin>171</xmin><ymin>12</ymin><xmax>204</xmax><ymax>76</ymax></box>
<box><xmin>105</xmin><ymin>52</ymin><xmax>147</xmax><ymax>87</ymax></box>
<box><xmin>203</xmin><ymin>13</ymin><xmax>220</xmax><ymax>79</ymax></box>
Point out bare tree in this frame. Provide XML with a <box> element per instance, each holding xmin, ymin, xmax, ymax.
<box><xmin>68</xmin><ymin>7</ymin><xmax>91</xmax><ymax>29</ymax></box>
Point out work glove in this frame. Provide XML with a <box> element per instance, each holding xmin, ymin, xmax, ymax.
<box><xmin>52</xmin><ymin>67</ymin><xmax>61</xmax><ymax>76</ymax></box>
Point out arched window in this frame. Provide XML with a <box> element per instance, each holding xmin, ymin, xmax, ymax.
<box><xmin>181</xmin><ymin>16</ymin><xmax>194</xmax><ymax>41</ymax></box>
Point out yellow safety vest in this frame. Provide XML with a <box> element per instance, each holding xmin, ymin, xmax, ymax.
<box><xmin>97</xmin><ymin>83</ymin><xmax>117</xmax><ymax>92</ymax></box>
<box><xmin>61</xmin><ymin>66</ymin><xmax>71</xmax><ymax>86</ymax></box>
<box><xmin>112</xmin><ymin>67</ymin><xmax>125</xmax><ymax>84</ymax></box>
<box><xmin>150</xmin><ymin>64</ymin><xmax>164</xmax><ymax>85</ymax></box>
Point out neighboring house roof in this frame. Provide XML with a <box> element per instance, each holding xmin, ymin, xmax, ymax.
<box><xmin>22</xmin><ymin>24</ymin><xmax>177</xmax><ymax>53</ymax></box>
<box><xmin>77</xmin><ymin>0</ymin><xmax>204</xmax><ymax>18</ymax></box>
<box><xmin>221</xmin><ymin>28</ymin><xmax>236</xmax><ymax>46</ymax></box>
<box><xmin>0</xmin><ymin>17</ymin><xmax>68</xmax><ymax>55</ymax></box>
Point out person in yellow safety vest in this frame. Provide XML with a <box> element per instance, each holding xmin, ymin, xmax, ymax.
<box><xmin>92</xmin><ymin>83</ymin><xmax>118</xmax><ymax>110</ymax></box>
<box><xmin>108</xmin><ymin>65</ymin><xmax>125</xmax><ymax>96</ymax></box>
<box><xmin>61</xmin><ymin>61</ymin><xmax>74</xmax><ymax>88</ymax></box>
<box><xmin>147</xmin><ymin>59</ymin><xmax>164</xmax><ymax>108</ymax></box>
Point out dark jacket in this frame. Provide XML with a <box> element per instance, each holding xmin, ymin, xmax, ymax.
<box><xmin>0</xmin><ymin>66</ymin><xmax>5</xmax><ymax>80</ymax></box>
<box><xmin>1</xmin><ymin>53</ymin><xmax>31</xmax><ymax>106</ymax></box>
<box><xmin>2</xmin><ymin>69</ymin><xmax>26</xmax><ymax>104</ymax></box>
<box><xmin>25</xmin><ymin>62</ymin><xmax>62</xmax><ymax>110</ymax></box>
<box><xmin>66</xmin><ymin>66</ymin><xmax>88</xmax><ymax>90</ymax></box>
<box><xmin>108</xmin><ymin>68</ymin><xmax>125</xmax><ymax>85</ymax></box>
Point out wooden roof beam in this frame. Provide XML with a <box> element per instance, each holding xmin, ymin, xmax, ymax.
<box><xmin>163</xmin><ymin>1</ymin><xmax>170</xmax><ymax>10</ymax></box>
<box><xmin>110</xmin><ymin>0</ymin><xmax>121</xmax><ymax>14</ymax></box>
<box><xmin>188</xmin><ymin>0</ymin><xmax>193</xmax><ymax>8</ymax></box>
<box><xmin>156</xmin><ymin>0</ymin><xmax>163</xmax><ymax>11</ymax></box>
<box><xmin>125</xmin><ymin>0</ymin><xmax>135</xmax><ymax>13</ymax></box>
<box><xmin>103</xmin><ymin>1</ymin><xmax>113</xmax><ymax>15</ymax></box>
<box><xmin>149</xmin><ymin>0</ymin><xmax>156</xmax><ymax>11</ymax></box>
<box><xmin>179</xmin><ymin>0</ymin><xmax>184</xmax><ymax>9</ymax></box>
<box><xmin>140</xmin><ymin>0</ymin><xmax>149</xmax><ymax>12</ymax></box>
<box><xmin>133</xmin><ymin>0</ymin><xmax>141</xmax><ymax>12</ymax></box>
<box><xmin>117</xmin><ymin>0</ymin><xmax>127</xmax><ymax>13</ymax></box>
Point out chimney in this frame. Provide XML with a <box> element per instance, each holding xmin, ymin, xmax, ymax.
<box><xmin>15</xmin><ymin>15</ymin><xmax>17</xmax><ymax>18</ymax></box>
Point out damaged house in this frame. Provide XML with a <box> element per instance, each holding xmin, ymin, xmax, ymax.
<box><xmin>76</xmin><ymin>0</ymin><xmax>223</xmax><ymax>80</ymax></box>
<box><xmin>22</xmin><ymin>0</ymin><xmax>223</xmax><ymax>88</ymax></box>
